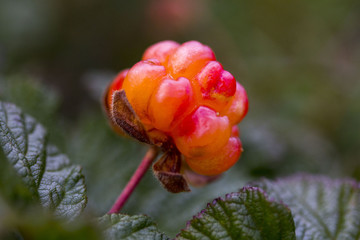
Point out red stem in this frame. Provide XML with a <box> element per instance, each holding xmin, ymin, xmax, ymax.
<box><xmin>108</xmin><ymin>147</ymin><xmax>159</xmax><ymax>214</ymax></box>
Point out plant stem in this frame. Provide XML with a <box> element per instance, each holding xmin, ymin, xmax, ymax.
<box><xmin>108</xmin><ymin>146</ymin><xmax>159</xmax><ymax>214</ymax></box>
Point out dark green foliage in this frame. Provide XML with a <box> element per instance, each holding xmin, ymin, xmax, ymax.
<box><xmin>100</xmin><ymin>214</ymin><xmax>169</xmax><ymax>240</ymax></box>
<box><xmin>177</xmin><ymin>188</ymin><xmax>295</xmax><ymax>240</ymax></box>
<box><xmin>1</xmin><ymin>103</ymin><xmax>360</xmax><ymax>239</ymax></box>
<box><xmin>253</xmin><ymin>175</ymin><xmax>360</xmax><ymax>240</ymax></box>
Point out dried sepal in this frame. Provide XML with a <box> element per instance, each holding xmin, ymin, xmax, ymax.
<box><xmin>111</xmin><ymin>90</ymin><xmax>151</xmax><ymax>144</ymax></box>
<box><xmin>103</xmin><ymin>85</ymin><xmax>126</xmax><ymax>136</ymax></box>
<box><xmin>153</xmin><ymin>150</ymin><xmax>190</xmax><ymax>193</ymax></box>
<box><xmin>103</xmin><ymin>84</ymin><xmax>111</xmax><ymax>114</ymax></box>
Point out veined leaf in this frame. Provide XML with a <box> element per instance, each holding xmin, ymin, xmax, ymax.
<box><xmin>252</xmin><ymin>174</ymin><xmax>360</xmax><ymax>240</ymax></box>
<box><xmin>99</xmin><ymin>214</ymin><xmax>169</xmax><ymax>240</ymax></box>
<box><xmin>0</xmin><ymin>102</ymin><xmax>86</xmax><ymax>219</ymax></box>
<box><xmin>176</xmin><ymin>187</ymin><xmax>295</xmax><ymax>240</ymax></box>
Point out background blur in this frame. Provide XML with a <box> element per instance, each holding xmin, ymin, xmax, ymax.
<box><xmin>1</xmin><ymin>0</ymin><xmax>360</xmax><ymax>236</ymax></box>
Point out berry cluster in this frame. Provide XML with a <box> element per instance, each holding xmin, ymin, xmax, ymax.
<box><xmin>106</xmin><ymin>40</ymin><xmax>248</xmax><ymax>176</ymax></box>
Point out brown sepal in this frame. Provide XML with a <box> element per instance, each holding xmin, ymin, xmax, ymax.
<box><xmin>111</xmin><ymin>90</ymin><xmax>152</xmax><ymax>144</ymax></box>
<box><xmin>153</xmin><ymin>150</ymin><xmax>190</xmax><ymax>193</ymax></box>
<box><xmin>103</xmin><ymin>85</ymin><xmax>126</xmax><ymax>136</ymax></box>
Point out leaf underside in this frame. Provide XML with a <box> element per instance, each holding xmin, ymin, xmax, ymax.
<box><xmin>177</xmin><ymin>187</ymin><xmax>296</xmax><ymax>240</ymax></box>
<box><xmin>99</xmin><ymin>214</ymin><xmax>169</xmax><ymax>240</ymax></box>
<box><xmin>252</xmin><ymin>174</ymin><xmax>360</xmax><ymax>240</ymax></box>
<box><xmin>0</xmin><ymin>102</ymin><xmax>87</xmax><ymax>219</ymax></box>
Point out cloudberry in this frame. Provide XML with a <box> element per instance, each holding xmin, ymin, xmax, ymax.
<box><xmin>105</xmin><ymin>40</ymin><xmax>248</xmax><ymax>177</ymax></box>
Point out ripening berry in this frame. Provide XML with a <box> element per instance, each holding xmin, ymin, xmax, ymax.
<box><xmin>231</xmin><ymin>125</ymin><xmax>240</xmax><ymax>137</ymax></box>
<box><xmin>122</xmin><ymin>60</ymin><xmax>166</xmax><ymax>124</ymax></box>
<box><xmin>196</xmin><ymin>61</ymin><xmax>237</xmax><ymax>112</ymax></box>
<box><xmin>185</xmin><ymin>137</ymin><xmax>242</xmax><ymax>176</ymax></box>
<box><xmin>221</xmin><ymin>82</ymin><xmax>248</xmax><ymax>125</ymax></box>
<box><xmin>168</xmin><ymin>41</ymin><xmax>215</xmax><ymax>79</ymax></box>
<box><xmin>142</xmin><ymin>40</ymin><xmax>180</xmax><ymax>65</ymax></box>
<box><xmin>149</xmin><ymin>77</ymin><xmax>195</xmax><ymax>132</ymax></box>
<box><xmin>105</xmin><ymin>40</ymin><xmax>248</xmax><ymax>176</ymax></box>
<box><xmin>172</xmin><ymin>106</ymin><xmax>231</xmax><ymax>158</ymax></box>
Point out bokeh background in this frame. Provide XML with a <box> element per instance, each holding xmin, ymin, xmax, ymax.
<box><xmin>1</xmin><ymin>0</ymin><xmax>360</xmax><ymax>236</ymax></box>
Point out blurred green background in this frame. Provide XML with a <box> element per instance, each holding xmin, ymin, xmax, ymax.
<box><xmin>1</xmin><ymin>0</ymin><xmax>360</xmax><ymax>237</ymax></box>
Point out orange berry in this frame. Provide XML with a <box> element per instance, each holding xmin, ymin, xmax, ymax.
<box><xmin>105</xmin><ymin>40</ymin><xmax>248</xmax><ymax>177</ymax></box>
<box><xmin>221</xmin><ymin>82</ymin><xmax>248</xmax><ymax>125</ymax></box>
<box><xmin>122</xmin><ymin>59</ymin><xmax>166</xmax><ymax>123</ymax></box>
<box><xmin>168</xmin><ymin>41</ymin><xmax>215</xmax><ymax>80</ymax></box>
<box><xmin>142</xmin><ymin>40</ymin><xmax>180</xmax><ymax>65</ymax></box>
<box><xmin>172</xmin><ymin>106</ymin><xmax>231</xmax><ymax>158</ymax></box>
<box><xmin>149</xmin><ymin>77</ymin><xmax>195</xmax><ymax>132</ymax></box>
<box><xmin>185</xmin><ymin>137</ymin><xmax>242</xmax><ymax>176</ymax></box>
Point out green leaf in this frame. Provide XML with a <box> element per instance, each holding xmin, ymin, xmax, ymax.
<box><xmin>99</xmin><ymin>214</ymin><xmax>169</xmax><ymax>240</ymax></box>
<box><xmin>176</xmin><ymin>187</ymin><xmax>295</xmax><ymax>240</ymax></box>
<box><xmin>252</xmin><ymin>174</ymin><xmax>360</xmax><ymax>240</ymax></box>
<box><xmin>0</xmin><ymin>102</ymin><xmax>87</xmax><ymax>219</ymax></box>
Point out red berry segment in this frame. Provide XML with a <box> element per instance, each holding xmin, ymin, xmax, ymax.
<box><xmin>221</xmin><ymin>82</ymin><xmax>248</xmax><ymax>125</ymax></box>
<box><xmin>195</xmin><ymin>61</ymin><xmax>237</xmax><ymax>112</ymax></box>
<box><xmin>106</xmin><ymin>40</ymin><xmax>248</xmax><ymax>176</ymax></box>
<box><xmin>231</xmin><ymin>125</ymin><xmax>240</xmax><ymax>137</ymax></box>
<box><xmin>173</xmin><ymin>106</ymin><xmax>231</xmax><ymax>158</ymax></box>
<box><xmin>197</xmin><ymin>61</ymin><xmax>223</xmax><ymax>96</ymax></box>
<box><xmin>217</xmin><ymin>70</ymin><xmax>236</xmax><ymax>97</ymax></box>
